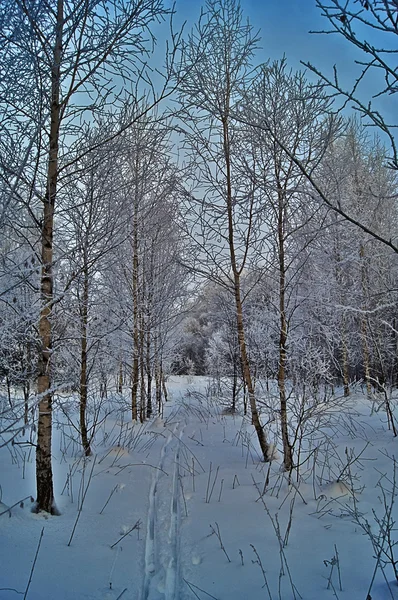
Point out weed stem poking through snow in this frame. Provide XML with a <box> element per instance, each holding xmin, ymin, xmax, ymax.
<box><xmin>23</xmin><ymin>527</ymin><xmax>44</xmax><ymax>600</ymax></box>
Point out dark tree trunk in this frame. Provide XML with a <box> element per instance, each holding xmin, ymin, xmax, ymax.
<box><xmin>277</xmin><ymin>189</ymin><xmax>293</xmax><ymax>472</ymax></box>
<box><xmin>131</xmin><ymin>186</ymin><xmax>139</xmax><ymax>421</ymax></box>
<box><xmin>146</xmin><ymin>326</ymin><xmax>152</xmax><ymax>419</ymax></box>
<box><xmin>79</xmin><ymin>264</ymin><xmax>91</xmax><ymax>456</ymax></box>
<box><xmin>36</xmin><ymin>0</ymin><xmax>63</xmax><ymax>514</ymax></box>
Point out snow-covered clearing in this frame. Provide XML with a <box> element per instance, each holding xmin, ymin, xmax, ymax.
<box><xmin>1</xmin><ymin>376</ymin><xmax>398</xmax><ymax>600</ymax></box>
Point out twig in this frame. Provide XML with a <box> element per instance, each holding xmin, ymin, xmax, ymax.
<box><xmin>218</xmin><ymin>479</ymin><xmax>224</xmax><ymax>502</ymax></box>
<box><xmin>167</xmin><ymin>429</ymin><xmax>205</xmax><ymax>472</ymax></box>
<box><xmin>0</xmin><ymin>496</ymin><xmax>34</xmax><ymax>517</ymax></box>
<box><xmin>250</xmin><ymin>544</ymin><xmax>273</xmax><ymax>600</ymax></box>
<box><xmin>283</xmin><ymin>495</ymin><xmax>296</xmax><ymax>547</ymax></box>
<box><xmin>207</xmin><ymin>466</ymin><xmax>220</xmax><ymax>503</ymax></box>
<box><xmin>100</xmin><ymin>484</ymin><xmax>118</xmax><ymax>515</ymax></box>
<box><xmin>335</xmin><ymin>544</ymin><xmax>342</xmax><ymax>591</ymax></box>
<box><xmin>205</xmin><ymin>462</ymin><xmax>212</xmax><ymax>503</ymax></box>
<box><xmin>113</xmin><ymin>463</ymin><xmax>169</xmax><ymax>476</ymax></box>
<box><xmin>251</xmin><ymin>475</ymin><xmax>302</xmax><ymax>600</ymax></box>
<box><xmin>262</xmin><ymin>462</ymin><xmax>271</xmax><ymax>495</ymax></box>
<box><xmin>110</xmin><ymin>520</ymin><xmax>141</xmax><ymax>549</ymax></box>
<box><xmin>183</xmin><ymin>578</ymin><xmax>219</xmax><ymax>599</ymax></box>
<box><xmin>324</xmin><ymin>555</ymin><xmax>336</xmax><ymax>591</ymax></box>
<box><xmin>23</xmin><ymin>528</ymin><xmax>44</xmax><ymax>600</ymax></box>
<box><xmin>328</xmin><ymin>578</ymin><xmax>340</xmax><ymax>600</ymax></box>
<box><xmin>209</xmin><ymin>522</ymin><xmax>231</xmax><ymax>562</ymax></box>
<box><xmin>109</xmin><ymin>546</ymin><xmax>120</xmax><ymax>589</ymax></box>
<box><xmin>180</xmin><ymin>476</ymin><xmax>188</xmax><ymax>517</ymax></box>
<box><xmin>67</xmin><ymin>456</ymin><xmax>97</xmax><ymax>546</ymax></box>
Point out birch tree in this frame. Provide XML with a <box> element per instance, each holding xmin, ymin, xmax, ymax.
<box><xmin>251</xmin><ymin>1</ymin><xmax>398</xmax><ymax>254</ymax></box>
<box><xmin>177</xmin><ymin>0</ymin><xmax>271</xmax><ymax>461</ymax></box>
<box><xmin>316</xmin><ymin>123</ymin><xmax>398</xmax><ymax>390</ymax></box>
<box><xmin>0</xmin><ymin>0</ymin><xmax>180</xmax><ymax>513</ymax></box>
<box><xmin>106</xmin><ymin>116</ymin><xmax>186</xmax><ymax>422</ymax></box>
<box><xmin>242</xmin><ymin>59</ymin><xmax>336</xmax><ymax>470</ymax></box>
<box><xmin>58</xmin><ymin>133</ymin><xmax>126</xmax><ymax>456</ymax></box>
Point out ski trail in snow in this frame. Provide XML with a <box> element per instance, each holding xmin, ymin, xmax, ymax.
<box><xmin>141</xmin><ymin>424</ymin><xmax>183</xmax><ymax>600</ymax></box>
<box><xmin>165</xmin><ymin>432</ymin><xmax>182</xmax><ymax>600</ymax></box>
<box><xmin>141</xmin><ymin>427</ymin><xmax>175</xmax><ymax>600</ymax></box>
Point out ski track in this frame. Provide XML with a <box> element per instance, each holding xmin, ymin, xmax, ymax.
<box><xmin>141</xmin><ymin>422</ymin><xmax>183</xmax><ymax>600</ymax></box>
<box><xmin>165</xmin><ymin>431</ymin><xmax>182</xmax><ymax>600</ymax></box>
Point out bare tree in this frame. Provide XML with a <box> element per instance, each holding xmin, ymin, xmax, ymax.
<box><xmin>176</xmin><ymin>0</ymin><xmax>271</xmax><ymax>461</ymax></box>
<box><xmin>243</xmin><ymin>59</ymin><xmax>337</xmax><ymax>470</ymax></box>
<box><xmin>249</xmin><ymin>0</ymin><xmax>398</xmax><ymax>255</ymax></box>
<box><xmin>317</xmin><ymin>123</ymin><xmax>398</xmax><ymax>389</ymax></box>
<box><xmin>103</xmin><ymin>115</ymin><xmax>186</xmax><ymax>422</ymax></box>
<box><xmin>59</xmin><ymin>132</ymin><xmax>126</xmax><ymax>456</ymax></box>
<box><xmin>233</xmin><ymin>1</ymin><xmax>398</xmax><ymax>254</ymax></box>
<box><xmin>0</xmin><ymin>0</ymin><xmax>181</xmax><ymax>513</ymax></box>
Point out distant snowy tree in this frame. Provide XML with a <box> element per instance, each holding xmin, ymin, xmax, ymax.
<box><xmin>108</xmin><ymin>117</ymin><xmax>187</xmax><ymax>421</ymax></box>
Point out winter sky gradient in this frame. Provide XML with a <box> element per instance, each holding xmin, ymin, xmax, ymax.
<box><xmin>171</xmin><ymin>0</ymin><xmax>394</xmax><ymax>125</ymax></box>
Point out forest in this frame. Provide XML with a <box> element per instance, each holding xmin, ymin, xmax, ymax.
<box><xmin>1</xmin><ymin>1</ymin><xmax>398</xmax><ymax>599</ymax></box>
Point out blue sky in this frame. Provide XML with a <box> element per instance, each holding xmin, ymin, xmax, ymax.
<box><xmin>173</xmin><ymin>0</ymin><xmax>356</xmax><ymax>79</ymax></box>
<box><xmin>169</xmin><ymin>0</ymin><xmax>394</xmax><ymax>126</ymax></box>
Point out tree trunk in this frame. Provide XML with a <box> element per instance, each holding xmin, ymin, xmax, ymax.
<box><xmin>118</xmin><ymin>360</ymin><xmax>123</xmax><ymax>394</ymax></box>
<box><xmin>222</xmin><ymin>117</ymin><xmax>270</xmax><ymax>462</ymax></box>
<box><xmin>79</xmin><ymin>264</ymin><xmax>91</xmax><ymax>456</ymax></box>
<box><xmin>6</xmin><ymin>376</ymin><xmax>11</xmax><ymax>408</ymax></box>
<box><xmin>36</xmin><ymin>0</ymin><xmax>63</xmax><ymax>514</ymax></box>
<box><xmin>334</xmin><ymin>237</ymin><xmax>350</xmax><ymax>398</ymax></box>
<box><xmin>146</xmin><ymin>325</ymin><xmax>152</xmax><ymax>419</ymax></box>
<box><xmin>23</xmin><ymin>383</ymin><xmax>30</xmax><ymax>426</ymax></box>
<box><xmin>100</xmin><ymin>374</ymin><xmax>108</xmax><ymax>399</ymax></box>
<box><xmin>235</xmin><ymin>284</ymin><xmax>269</xmax><ymax>460</ymax></box>
<box><xmin>359</xmin><ymin>244</ymin><xmax>372</xmax><ymax>396</ymax></box>
<box><xmin>154</xmin><ymin>335</ymin><xmax>162</xmax><ymax>414</ymax></box>
<box><xmin>161</xmin><ymin>368</ymin><xmax>168</xmax><ymax>403</ymax></box>
<box><xmin>131</xmin><ymin>180</ymin><xmax>139</xmax><ymax>421</ymax></box>
<box><xmin>361</xmin><ymin>308</ymin><xmax>372</xmax><ymax>396</ymax></box>
<box><xmin>155</xmin><ymin>361</ymin><xmax>161</xmax><ymax>412</ymax></box>
<box><xmin>139</xmin><ymin>311</ymin><xmax>146</xmax><ymax>423</ymax></box>
<box><xmin>23</xmin><ymin>340</ymin><xmax>32</xmax><ymax>426</ymax></box>
<box><xmin>341</xmin><ymin>315</ymin><xmax>350</xmax><ymax>397</ymax></box>
<box><xmin>231</xmin><ymin>353</ymin><xmax>238</xmax><ymax>412</ymax></box>
<box><xmin>277</xmin><ymin>193</ymin><xmax>293</xmax><ymax>471</ymax></box>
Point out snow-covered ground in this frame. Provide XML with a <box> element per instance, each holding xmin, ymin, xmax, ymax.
<box><xmin>1</xmin><ymin>376</ymin><xmax>398</xmax><ymax>600</ymax></box>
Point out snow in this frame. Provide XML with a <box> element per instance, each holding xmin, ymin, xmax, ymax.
<box><xmin>1</xmin><ymin>377</ymin><xmax>398</xmax><ymax>600</ymax></box>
